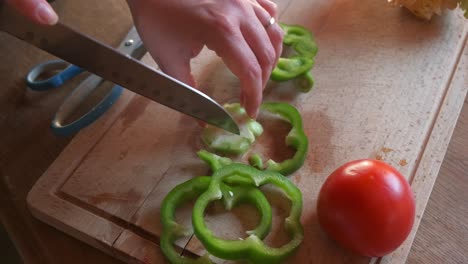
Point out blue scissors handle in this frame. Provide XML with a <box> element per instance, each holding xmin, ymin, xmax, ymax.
<box><xmin>25</xmin><ymin>60</ymin><xmax>84</xmax><ymax>91</ymax></box>
<box><xmin>51</xmin><ymin>84</ymin><xmax>123</xmax><ymax>136</ymax></box>
<box><xmin>25</xmin><ymin>60</ymin><xmax>123</xmax><ymax>136</ymax></box>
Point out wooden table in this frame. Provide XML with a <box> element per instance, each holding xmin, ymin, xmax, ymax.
<box><xmin>0</xmin><ymin>1</ymin><xmax>466</xmax><ymax>263</ymax></box>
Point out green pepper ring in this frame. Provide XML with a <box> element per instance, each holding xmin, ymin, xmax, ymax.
<box><xmin>295</xmin><ymin>71</ymin><xmax>314</xmax><ymax>93</ymax></box>
<box><xmin>292</xmin><ymin>39</ymin><xmax>318</xmax><ymax>57</ymax></box>
<box><xmin>192</xmin><ymin>164</ymin><xmax>303</xmax><ymax>264</ymax></box>
<box><xmin>271</xmin><ymin>23</ymin><xmax>317</xmax><ymax>92</ymax></box>
<box><xmin>259</xmin><ymin>102</ymin><xmax>309</xmax><ymax>176</ymax></box>
<box><xmin>280</xmin><ymin>23</ymin><xmax>313</xmax><ymax>46</ymax></box>
<box><xmin>270</xmin><ymin>56</ymin><xmax>314</xmax><ymax>82</ymax></box>
<box><xmin>160</xmin><ymin>176</ymin><xmax>273</xmax><ymax>264</ymax></box>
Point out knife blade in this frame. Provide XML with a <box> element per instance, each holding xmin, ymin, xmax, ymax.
<box><xmin>0</xmin><ymin>5</ymin><xmax>240</xmax><ymax>135</ymax></box>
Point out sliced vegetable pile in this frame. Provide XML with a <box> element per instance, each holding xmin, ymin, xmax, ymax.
<box><xmin>160</xmin><ymin>101</ymin><xmax>308</xmax><ymax>264</ymax></box>
<box><xmin>160</xmin><ymin>175</ymin><xmax>273</xmax><ymax>264</ymax></box>
<box><xmin>201</xmin><ymin>102</ymin><xmax>308</xmax><ymax>176</ymax></box>
<box><xmin>160</xmin><ymin>161</ymin><xmax>304</xmax><ymax>263</ymax></box>
<box><xmin>192</xmin><ymin>164</ymin><xmax>303</xmax><ymax>264</ymax></box>
<box><xmin>271</xmin><ymin>23</ymin><xmax>318</xmax><ymax>92</ymax></box>
<box><xmin>159</xmin><ymin>22</ymin><xmax>315</xmax><ymax>264</ymax></box>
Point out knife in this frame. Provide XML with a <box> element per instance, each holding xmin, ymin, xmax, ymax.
<box><xmin>0</xmin><ymin>4</ymin><xmax>240</xmax><ymax>135</ymax></box>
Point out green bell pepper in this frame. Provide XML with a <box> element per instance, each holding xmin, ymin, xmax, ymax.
<box><xmin>249</xmin><ymin>153</ymin><xmax>264</xmax><ymax>170</ymax></box>
<box><xmin>270</xmin><ymin>57</ymin><xmax>314</xmax><ymax>82</ymax></box>
<box><xmin>197</xmin><ymin>149</ymin><xmax>233</xmax><ymax>172</ymax></box>
<box><xmin>295</xmin><ymin>71</ymin><xmax>314</xmax><ymax>93</ymax></box>
<box><xmin>202</xmin><ymin>103</ymin><xmax>263</xmax><ymax>155</ymax></box>
<box><xmin>192</xmin><ymin>163</ymin><xmax>304</xmax><ymax>264</ymax></box>
<box><xmin>258</xmin><ymin>102</ymin><xmax>309</xmax><ymax>175</ymax></box>
<box><xmin>199</xmin><ymin>102</ymin><xmax>308</xmax><ymax>176</ymax></box>
<box><xmin>292</xmin><ymin>39</ymin><xmax>318</xmax><ymax>57</ymax></box>
<box><xmin>280</xmin><ymin>23</ymin><xmax>314</xmax><ymax>45</ymax></box>
<box><xmin>271</xmin><ymin>23</ymin><xmax>318</xmax><ymax>92</ymax></box>
<box><xmin>160</xmin><ymin>176</ymin><xmax>272</xmax><ymax>264</ymax></box>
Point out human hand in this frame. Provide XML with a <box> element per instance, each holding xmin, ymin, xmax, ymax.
<box><xmin>5</xmin><ymin>0</ymin><xmax>58</xmax><ymax>25</ymax></box>
<box><xmin>126</xmin><ymin>0</ymin><xmax>284</xmax><ymax>118</ymax></box>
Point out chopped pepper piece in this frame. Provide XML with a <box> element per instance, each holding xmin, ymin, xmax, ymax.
<box><xmin>249</xmin><ymin>153</ymin><xmax>264</xmax><ymax>170</ymax></box>
<box><xmin>260</xmin><ymin>102</ymin><xmax>309</xmax><ymax>175</ymax></box>
<box><xmin>202</xmin><ymin>103</ymin><xmax>263</xmax><ymax>155</ymax></box>
<box><xmin>160</xmin><ymin>176</ymin><xmax>273</xmax><ymax>264</ymax></box>
<box><xmin>280</xmin><ymin>23</ymin><xmax>313</xmax><ymax>45</ymax></box>
<box><xmin>192</xmin><ymin>164</ymin><xmax>304</xmax><ymax>264</ymax></box>
<box><xmin>270</xmin><ymin>57</ymin><xmax>314</xmax><ymax>82</ymax></box>
<box><xmin>197</xmin><ymin>150</ymin><xmax>233</xmax><ymax>172</ymax></box>
<box><xmin>292</xmin><ymin>39</ymin><xmax>318</xmax><ymax>57</ymax></box>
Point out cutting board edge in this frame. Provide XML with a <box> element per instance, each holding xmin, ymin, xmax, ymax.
<box><xmin>26</xmin><ymin>90</ymin><xmax>136</xmax><ymax>260</ymax></box>
<box><xmin>379</xmin><ymin>33</ymin><xmax>468</xmax><ymax>264</ymax></box>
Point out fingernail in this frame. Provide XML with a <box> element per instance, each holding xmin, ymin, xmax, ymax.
<box><xmin>36</xmin><ymin>3</ymin><xmax>58</xmax><ymax>25</ymax></box>
<box><xmin>248</xmin><ymin>108</ymin><xmax>259</xmax><ymax>120</ymax></box>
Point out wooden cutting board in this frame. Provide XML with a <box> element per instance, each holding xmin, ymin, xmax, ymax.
<box><xmin>27</xmin><ymin>0</ymin><xmax>468</xmax><ymax>263</ymax></box>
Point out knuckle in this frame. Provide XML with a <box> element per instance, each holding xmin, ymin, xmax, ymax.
<box><xmin>208</xmin><ymin>12</ymin><xmax>236</xmax><ymax>36</ymax></box>
<box><xmin>243</xmin><ymin>63</ymin><xmax>262</xmax><ymax>81</ymax></box>
<box><xmin>262</xmin><ymin>47</ymin><xmax>276</xmax><ymax>67</ymax></box>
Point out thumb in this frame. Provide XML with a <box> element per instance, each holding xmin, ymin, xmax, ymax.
<box><xmin>6</xmin><ymin>0</ymin><xmax>58</xmax><ymax>25</ymax></box>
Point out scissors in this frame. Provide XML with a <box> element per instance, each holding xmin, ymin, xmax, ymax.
<box><xmin>25</xmin><ymin>26</ymin><xmax>146</xmax><ymax>136</ymax></box>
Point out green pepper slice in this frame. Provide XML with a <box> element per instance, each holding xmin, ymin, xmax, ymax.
<box><xmin>202</xmin><ymin>103</ymin><xmax>263</xmax><ymax>155</ymax></box>
<box><xmin>197</xmin><ymin>150</ymin><xmax>233</xmax><ymax>172</ymax></box>
<box><xmin>249</xmin><ymin>153</ymin><xmax>264</xmax><ymax>170</ymax></box>
<box><xmin>160</xmin><ymin>176</ymin><xmax>272</xmax><ymax>264</ymax></box>
<box><xmin>280</xmin><ymin>23</ymin><xmax>313</xmax><ymax>46</ymax></box>
<box><xmin>192</xmin><ymin>164</ymin><xmax>303</xmax><ymax>264</ymax></box>
<box><xmin>259</xmin><ymin>102</ymin><xmax>309</xmax><ymax>176</ymax></box>
<box><xmin>295</xmin><ymin>71</ymin><xmax>314</xmax><ymax>93</ymax></box>
<box><xmin>271</xmin><ymin>23</ymin><xmax>317</xmax><ymax>90</ymax></box>
<box><xmin>292</xmin><ymin>39</ymin><xmax>318</xmax><ymax>57</ymax></box>
<box><xmin>270</xmin><ymin>57</ymin><xmax>314</xmax><ymax>82</ymax></box>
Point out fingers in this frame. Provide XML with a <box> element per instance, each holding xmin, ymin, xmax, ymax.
<box><xmin>204</xmin><ymin>1</ymin><xmax>282</xmax><ymax>118</ymax></box>
<box><xmin>6</xmin><ymin>0</ymin><xmax>58</xmax><ymax>25</ymax></box>
<box><xmin>256</xmin><ymin>0</ymin><xmax>279</xmax><ymax>19</ymax></box>
<box><xmin>241</xmin><ymin>8</ymin><xmax>276</xmax><ymax>91</ymax></box>
<box><xmin>264</xmin><ymin>19</ymin><xmax>284</xmax><ymax>67</ymax></box>
<box><xmin>156</xmin><ymin>50</ymin><xmax>196</xmax><ymax>88</ymax></box>
<box><xmin>251</xmin><ymin>3</ymin><xmax>284</xmax><ymax>72</ymax></box>
<box><xmin>208</xmin><ymin>31</ymin><xmax>263</xmax><ymax>118</ymax></box>
<box><xmin>253</xmin><ymin>1</ymin><xmax>284</xmax><ymax>63</ymax></box>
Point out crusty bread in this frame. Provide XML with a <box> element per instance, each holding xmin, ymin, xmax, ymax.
<box><xmin>388</xmin><ymin>0</ymin><xmax>459</xmax><ymax>19</ymax></box>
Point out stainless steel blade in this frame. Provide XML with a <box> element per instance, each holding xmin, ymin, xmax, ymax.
<box><xmin>0</xmin><ymin>5</ymin><xmax>240</xmax><ymax>134</ymax></box>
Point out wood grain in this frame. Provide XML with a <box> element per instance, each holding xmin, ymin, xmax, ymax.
<box><xmin>1</xmin><ymin>0</ymin><xmax>467</xmax><ymax>264</ymax></box>
<box><xmin>408</xmin><ymin>98</ymin><xmax>468</xmax><ymax>264</ymax></box>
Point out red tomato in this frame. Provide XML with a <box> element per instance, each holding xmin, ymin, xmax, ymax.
<box><xmin>317</xmin><ymin>159</ymin><xmax>415</xmax><ymax>257</ymax></box>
